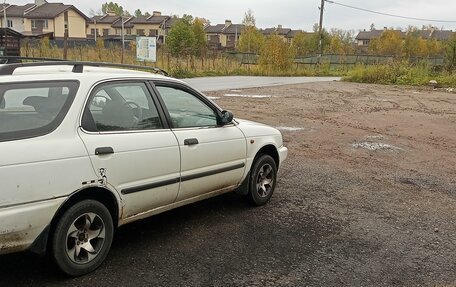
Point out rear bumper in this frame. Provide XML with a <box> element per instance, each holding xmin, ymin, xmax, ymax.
<box><xmin>0</xmin><ymin>198</ymin><xmax>65</xmax><ymax>255</ymax></box>
<box><xmin>278</xmin><ymin>145</ymin><xmax>288</xmax><ymax>167</ymax></box>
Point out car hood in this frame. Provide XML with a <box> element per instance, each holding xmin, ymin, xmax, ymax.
<box><xmin>235</xmin><ymin>118</ymin><xmax>282</xmax><ymax>138</ymax></box>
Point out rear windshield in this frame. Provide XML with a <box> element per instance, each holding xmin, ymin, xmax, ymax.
<box><xmin>0</xmin><ymin>81</ymin><xmax>79</xmax><ymax>142</ymax></box>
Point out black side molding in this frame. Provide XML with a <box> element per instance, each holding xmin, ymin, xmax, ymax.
<box><xmin>120</xmin><ymin>162</ymin><xmax>246</xmax><ymax>195</ymax></box>
<box><xmin>122</xmin><ymin>178</ymin><xmax>180</xmax><ymax>195</ymax></box>
<box><xmin>181</xmin><ymin>163</ymin><xmax>245</xmax><ymax>182</ymax></box>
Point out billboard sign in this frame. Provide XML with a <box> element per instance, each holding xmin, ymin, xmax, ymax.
<box><xmin>136</xmin><ymin>36</ymin><xmax>157</xmax><ymax>62</ymax></box>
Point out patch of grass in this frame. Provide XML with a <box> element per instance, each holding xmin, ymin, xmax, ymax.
<box><xmin>344</xmin><ymin>61</ymin><xmax>456</xmax><ymax>87</ymax></box>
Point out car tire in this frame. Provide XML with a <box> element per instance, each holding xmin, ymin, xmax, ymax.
<box><xmin>248</xmin><ymin>154</ymin><xmax>277</xmax><ymax>206</ymax></box>
<box><xmin>51</xmin><ymin>199</ymin><xmax>114</xmax><ymax>276</ymax></box>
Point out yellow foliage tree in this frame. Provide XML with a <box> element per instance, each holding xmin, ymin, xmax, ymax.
<box><xmin>369</xmin><ymin>30</ymin><xmax>403</xmax><ymax>56</ymax></box>
<box><xmin>259</xmin><ymin>34</ymin><xmax>294</xmax><ymax>70</ymax></box>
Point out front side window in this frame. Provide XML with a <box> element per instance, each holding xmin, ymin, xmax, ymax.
<box><xmin>0</xmin><ymin>81</ymin><xmax>79</xmax><ymax>142</ymax></box>
<box><xmin>83</xmin><ymin>82</ymin><xmax>162</xmax><ymax>132</ymax></box>
<box><xmin>156</xmin><ymin>85</ymin><xmax>217</xmax><ymax>128</ymax></box>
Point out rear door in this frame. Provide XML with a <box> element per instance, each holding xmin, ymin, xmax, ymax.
<box><xmin>78</xmin><ymin>80</ymin><xmax>180</xmax><ymax>218</ymax></box>
<box><xmin>152</xmin><ymin>81</ymin><xmax>246</xmax><ymax>202</ymax></box>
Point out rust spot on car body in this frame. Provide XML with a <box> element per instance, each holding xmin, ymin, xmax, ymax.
<box><xmin>0</xmin><ymin>232</ymin><xmax>29</xmax><ymax>254</ymax></box>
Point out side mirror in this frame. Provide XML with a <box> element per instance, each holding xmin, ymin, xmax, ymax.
<box><xmin>219</xmin><ymin>110</ymin><xmax>234</xmax><ymax>125</ymax></box>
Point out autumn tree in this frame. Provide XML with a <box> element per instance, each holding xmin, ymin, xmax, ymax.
<box><xmin>166</xmin><ymin>18</ymin><xmax>195</xmax><ymax>58</ymax></box>
<box><xmin>242</xmin><ymin>9</ymin><xmax>256</xmax><ymax>26</ymax></box>
<box><xmin>237</xmin><ymin>9</ymin><xmax>264</xmax><ymax>53</ymax></box>
<box><xmin>291</xmin><ymin>32</ymin><xmax>315</xmax><ymax>57</ymax></box>
<box><xmin>369</xmin><ymin>29</ymin><xmax>403</xmax><ymax>56</ymax></box>
<box><xmin>445</xmin><ymin>34</ymin><xmax>456</xmax><ymax>72</ymax></box>
<box><xmin>259</xmin><ymin>34</ymin><xmax>295</xmax><ymax>70</ymax></box>
<box><xmin>403</xmin><ymin>30</ymin><xmax>420</xmax><ymax>58</ymax></box>
<box><xmin>192</xmin><ymin>18</ymin><xmax>207</xmax><ymax>56</ymax></box>
<box><xmin>426</xmin><ymin>39</ymin><xmax>444</xmax><ymax>57</ymax></box>
<box><xmin>325</xmin><ymin>29</ymin><xmax>355</xmax><ymax>55</ymax></box>
<box><xmin>291</xmin><ymin>25</ymin><xmax>329</xmax><ymax>56</ymax></box>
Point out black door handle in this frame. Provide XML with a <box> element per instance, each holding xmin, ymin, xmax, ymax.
<box><xmin>184</xmin><ymin>138</ymin><xmax>199</xmax><ymax>145</ymax></box>
<box><xmin>95</xmin><ymin>147</ymin><xmax>114</xmax><ymax>155</ymax></box>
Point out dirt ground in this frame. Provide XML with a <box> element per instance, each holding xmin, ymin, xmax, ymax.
<box><xmin>1</xmin><ymin>81</ymin><xmax>455</xmax><ymax>286</ymax></box>
<box><xmin>206</xmin><ymin>81</ymin><xmax>456</xmax><ymax>286</ymax></box>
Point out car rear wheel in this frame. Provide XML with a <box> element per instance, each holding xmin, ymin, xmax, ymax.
<box><xmin>248</xmin><ymin>154</ymin><xmax>277</xmax><ymax>206</ymax></box>
<box><xmin>51</xmin><ymin>199</ymin><xmax>114</xmax><ymax>276</ymax></box>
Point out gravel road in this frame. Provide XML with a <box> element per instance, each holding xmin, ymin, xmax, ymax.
<box><xmin>1</xmin><ymin>81</ymin><xmax>455</xmax><ymax>286</ymax></box>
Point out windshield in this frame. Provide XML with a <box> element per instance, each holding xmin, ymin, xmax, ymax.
<box><xmin>0</xmin><ymin>81</ymin><xmax>79</xmax><ymax>142</ymax></box>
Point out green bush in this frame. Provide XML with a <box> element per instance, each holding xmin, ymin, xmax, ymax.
<box><xmin>344</xmin><ymin>61</ymin><xmax>456</xmax><ymax>87</ymax></box>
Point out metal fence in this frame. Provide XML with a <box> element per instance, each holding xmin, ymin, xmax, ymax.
<box><xmin>227</xmin><ymin>52</ymin><xmax>445</xmax><ymax>67</ymax></box>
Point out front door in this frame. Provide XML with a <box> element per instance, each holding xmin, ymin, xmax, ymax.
<box><xmin>78</xmin><ymin>80</ymin><xmax>180</xmax><ymax>218</ymax></box>
<box><xmin>153</xmin><ymin>82</ymin><xmax>246</xmax><ymax>202</ymax></box>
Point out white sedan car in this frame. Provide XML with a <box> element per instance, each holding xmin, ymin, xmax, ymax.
<box><xmin>0</xmin><ymin>62</ymin><xmax>287</xmax><ymax>276</ymax></box>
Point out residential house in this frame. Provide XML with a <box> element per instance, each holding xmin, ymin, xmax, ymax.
<box><xmin>87</xmin><ymin>12</ymin><xmax>121</xmax><ymax>38</ymax></box>
<box><xmin>205</xmin><ymin>23</ymin><xmax>225</xmax><ymax>49</ymax></box>
<box><xmin>411</xmin><ymin>29</ymin><xmax>454</xmax><ymax>41</ymax></box>
<box><xmin>147</xmin><ymin>11</ymin><xmax>169</xmax><ymax>41</ymax></box>
<box><xmin>0</xmin><ymin>3</ymin><xmax>34</xmax><ymax>32</ymax></box>
<box><xmin>286</xmin><ymin>29</ymin><xmax>308</xmax><ymax>44</ymax></box>
<box><xmin>221</xmin><ymin>20</ymin><xmax>243</xmax><ymax>49</ymax></box>
<box><xmin>87</xmin><ymin>11</ymin><xmax>170</xmax><ymax>43</ymax></box>
<box><xmin>354</xmin><ymin>28</ymin><xmax>454</xmax><ymax>52</ymax></box>
<box><xmin>355</xmin><ymin>29</ymin><xmax>388</xmax><ymax>48</ymax></box>
<box><xmin>111</xmin><ymin>16</ymin><xmax>134</xmax><ymax>37</ymax></box>
<box><xmin>0</xmin><ymin>0</ymin><xmax>89</xmax><ymax>39</ymax></box>
<box><xmin>204</xmin><ymin>20</ymin><xmax>243</xmax><ymax>49</ymax></box>
<box><xmin>262</xmin><ymin>25</ymin><xmax>292</xmax><ymax>42</ymax></box>
<box><xmin>128</xmin><ymin>12</ymin><xmax>167</xmax><ymax>38</ymax></box>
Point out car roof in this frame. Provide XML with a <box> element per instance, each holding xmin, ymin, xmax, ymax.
<box><xmin>0</xmin><ymin>65</ymin><xmax>179</xmax><ymax>85</ymax></box>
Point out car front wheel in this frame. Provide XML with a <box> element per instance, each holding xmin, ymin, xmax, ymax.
<box><xmin>51</xmin><ymin>199</ymin><xmax>114</xmax><ymax>276</ymax></box>
<box><xmin>248</xmin><ymin>154</ymin><xmax>277</xmax><ymax>206</ymax></box>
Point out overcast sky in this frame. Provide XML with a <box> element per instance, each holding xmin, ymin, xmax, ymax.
<box><xmin>12</xmin><ymin>0</ymin><xmax>456</xmax><ymax>31</ymax></box>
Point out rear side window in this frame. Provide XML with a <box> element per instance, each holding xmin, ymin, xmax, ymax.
<box><xmin>82</xmin><ymin>82</ymin><xmax>163</xmax><ymax>132</ymax></box>
<box><xmin>0</xmin><ymin>81</ymin><xmax>79</xmax><ymax>142</ymax></box>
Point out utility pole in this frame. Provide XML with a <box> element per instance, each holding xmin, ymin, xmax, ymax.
<box><xmin>3</xmin><ymin>0</ymin><xmax>7</xmax><ymax>57</ymax></box>
<box><xmin>63</xmin><ymin>11</ymin><xmax>69</xmax><ymax>59</ymax></box>
<box><xmin>318</xmin><ymin>0</ymin><xmax>325</xmax><ymax>57</ymax></box>
<box><xmin>121</xmin><ymin>14</ymin><xmax>124</xmax><ymax>63</ymax></box>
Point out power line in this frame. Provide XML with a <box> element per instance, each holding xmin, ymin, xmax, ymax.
<box><xmin>325</xmin><ymin>0</ymin><xmax>456</xmax><ymax>23</ymax></box>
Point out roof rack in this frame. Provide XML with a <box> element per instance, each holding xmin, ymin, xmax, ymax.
<box><xmin>0</xmin><ymin>57</ymin><xmax>169</xmax><ymax>76</ymax></box>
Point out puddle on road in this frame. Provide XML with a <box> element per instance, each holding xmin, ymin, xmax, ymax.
<box><xmin>276</xmin><ymin>126</ymin><xmax>305</xmax><ymax>131</ymax></box>
<box><xmin>352</xmin><ymin>142</ymin><xmax>402</xmax><ymax>151</ymax></box>
<box><xmin>224</xmin><ymin>94</ymin><xmax>273</xmax><ymax>98</ymax></box>
<box><xmin>364</xmin><ymin>134</ymin><xmax>385</xmax><ymax>140</ymax></box>
<box><xmin>275</xmin><ymin>126</ymin><xmax>317</xmax><ymax>132</ymax></box>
